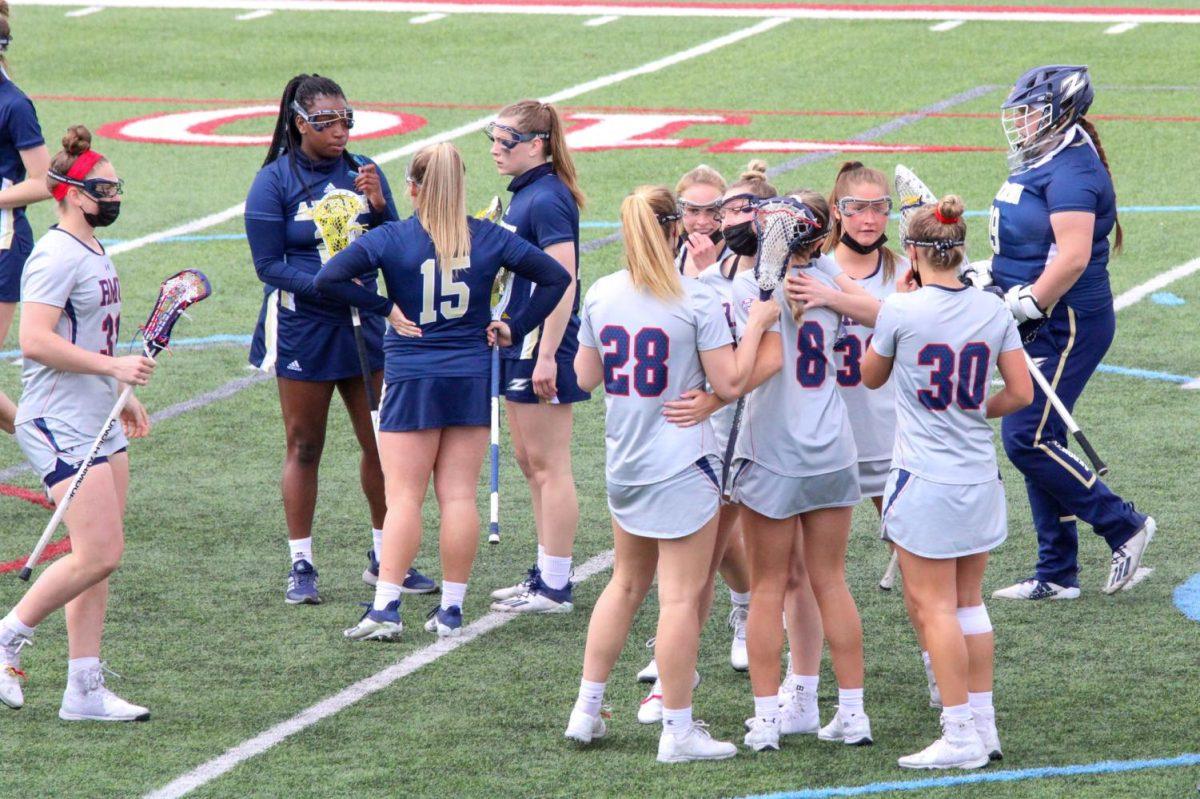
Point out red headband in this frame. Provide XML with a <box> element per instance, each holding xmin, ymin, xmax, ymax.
<box><xmin>51</xmin><ymin>149</ymin><xmax>105</xmax><ymax>202</ymax></box>
<box><xmin>933</xmin><ymin>207</ymin><xmax>960</xmax><ymax>226</ymax></box>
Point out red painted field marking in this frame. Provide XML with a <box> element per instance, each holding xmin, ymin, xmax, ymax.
<box><xmin>0</xmin><ymin>483</ymin><xmax>67</xmax><ymax>574</ymax></box>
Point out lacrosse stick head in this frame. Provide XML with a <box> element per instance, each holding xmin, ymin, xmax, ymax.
<box><xmin>475</xmin><ymin>195</ymin><xmax>504</xmax><ymax>223</ymax></box>
<box><xmin>140</xmin><ymin>269</ymin><xmax>212</xmax><ymax>353</ymax></box>
<box><xmin>311</xmin><ymin>189</ymin><xmax>366</xmax><ymax>257</ymax></box>
<box><xmin>894</xmin><ymin>165</ymin><xmax>937</xmax><ymax>245</ymax></box>
<box><xmin>753</xmin><ymin>197</ymin><xmax>826</xmax><ymax>301</ymax></box>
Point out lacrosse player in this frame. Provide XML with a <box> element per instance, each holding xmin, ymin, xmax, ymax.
<box><xmin>485</xmin><ymin>100</ymin><xmax>589</xmax><ymax>615</ymax></box>
<box><xmin>319</xmin><ymin>143</ymin><xmax>569</xmax><ymax>641</ymax></box>
<box><xmin>0</xmin><ymin>127</ymin><xmax>154</xmax><ymax>720</ymax></box>
<box><xmin>245</xmin><ymin>74</ymin><xmax>435</xmax><ymax>605</ymax></box>
<box><xmin>862</xmin><ymin>195</ymin><xmax>1033</xmax><ymax>769</ymax></box>
<box><xmin>674</xmin><ymin>165</ymin><xmax>728</xmax><ymax>276</ymax></box>
<box><xmin>564</xmin><ymin>185</ymin><xmax>777</xmax><ymax>763</ymax></box>
<box><xmin>729</xmin><ymin>196</ymin><xmax>870</xmax><ymax>754</ymax></box>
<box><xmin>636</xmin><ymin>163</ymin><xmax>775</xmax><ymax>715</ymax></box>
<box><xmin>0</xmin><ymin>4</ymin><xmax>53</xmax><ymax>431</ymax></box>
<box><xmin>985</xmin><ymin>65</ymin><xmax>1155</xmax><ymax>600</ymax></box>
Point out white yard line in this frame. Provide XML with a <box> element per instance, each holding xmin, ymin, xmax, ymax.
<box><xmin>64</xmin><ymin>5</ymin><xmax>103</xmax><ymax>15</ymax></box>
<box><xmin>17</xmin><ymin>0</ymin><xmax>1200</xmax><ymax>24</ymax></box>
<box><xmin>1113</xmin><ymin>256</ymin><xmax>1200</xmax><ymax>312</ymax></box>
<box><xmin>584</xmin><ymin>13</ymin><xmax>617</xmax><ymax>25</ymax></box>
<box><xmin>143</xmin><ymin>550</ymin><xmax>616</xmax><ymax>799</ymax></box>
<box><xmin>1104</xmin><ymin>21</ymin><xmax>1139</xmax><ymax>34</ymax></box>
<box><xmin>929</xmin><ymin>19</ymin><xmax>963</xmax><ymax>31</ymax></box>
<box><xmin>141</xmin><ymin>18</ymin><xmax>788</xmax><ymax>797</ymax></box>
<box><xmin>408</xmin><ymin>10</ymin><xmax>445</xmax><ymax>21</ymax></box>
<box><xmin>233</xmin><ymin>8</ymin><xmax>274</xmax><ymax>18</ymax></box>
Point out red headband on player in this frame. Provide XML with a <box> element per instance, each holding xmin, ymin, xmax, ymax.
<box><xmin>933</xmin><ymin>207</ymin><xmax>960</xmax><ymax>226</ymax></box>
<box><xmin>50</xmin><ymin>149</ymin><xmax>105</xmax><ymax>202</ymax></box>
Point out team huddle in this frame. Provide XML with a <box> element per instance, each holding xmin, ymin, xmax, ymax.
<box><xmin>0</xmin><ymin>57</ymin><xmax>1157</xmax><ymax>773</ymax></box>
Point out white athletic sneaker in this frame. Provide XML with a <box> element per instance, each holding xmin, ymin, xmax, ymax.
<box><xmin>565</xmin><ymin>707</ymin><xmax>608</xmax><ymax>745</ymax></box>
<box><xmin>924</xmin><ymin>658</ymin><xmax>943</xmax><ymax>709</ymax></box>
<box><xmin>728</xmin><ymin>606</ymin><xmax>749</xmax><ymax>672</ymax></box>
<box><xmin>973</xmin><ymin>709</ymin><xmax>1002</xmax><ymax>761</ymax></box>
<box><xmin>343</xmin><ymin>601</ymin><xmax>403</xmax><ymax>642</ymax></box>
<box><xmin>780</xmin><ymin>685</ymin><xmax>820</xmax><ymax>735</ymax></box>
<box><xmin>658</xmin><ymin>721</ymin><xmax>736</xmax><ymax>763</ymax></box>
<box><xmin>637</xmin><ymin>672</ymin><xmax>700</xmax><ymax>724</ymax></box>
<box><xmin>992</xmin><ymin>578</ymin><xmax>1080</xmax><ymax>601</ymax></box>
<box><xmin>743</xmin><ymin>716</ymin><xmax>781</xmax><ymax>751</ymax></box>
<box><xmin>489</xmin><ymin>577</ymin><xmax>573</xmax><ymax>614</ymax></box>
<box><xmin>58</xmin><ymin>664</ymin><xmax>150</xmax><ymax>722</ymax></box>
<box><xmin>490</xmin><ymin>567</ymin><xmax>539</xmax><ymax>601</ymax></box>
<box><xmin>818</xmin><ymin>707</ymin><xmax>873</xmax><ymax>745</ymax></box>
<box><xmin>1104</xmin><ymin>517</ymin><xmax>1156</xmax><ymax>594</ymax></box>
<box><xmin>777</xmin><ymin>673</ymin><xmax>797</xmax><ymax>707</ymax></box>
<box><xmin>898</xmin><ymin>714</ymin><xmax>989</xmax><ymax>770</ymax></box>
<box><xmin>636</xmin><ymin>638</ymin><xmax>658</xmax><ymax>683</ymax></box>
<box><xmin>0</xmin><ymin>633</ymin><xmax>31</xmax><ymax>710</ymax></box>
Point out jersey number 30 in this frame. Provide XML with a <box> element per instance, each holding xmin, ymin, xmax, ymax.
<box><xmin>418</xmin><ymin>259</ymin><xmax>469</xmax><ymax>324</ymax></box>
<box><xmin>599</xmin><ymin>326</ymin><xmax>669</xmax><ymax>397</ymax></box>
<box><xmin>917</xmin><ymin>342</ymin><xmax>990</xmax><ymax>411</ymax></box>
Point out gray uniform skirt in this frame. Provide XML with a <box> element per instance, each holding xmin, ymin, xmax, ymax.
<box><xmin>728</xmin><ymin>459</ymin><xmax>861</xmax><ymax>520</ymax></box>
<box><xmin>607</xmin><ymin>455</ymin><xmax>722</xmax><ymax>539</ymax></box>
<box><xmin>880</xmin><ymin>468</ymin><xmax>1007</xmax><ymax>559</ymax></box>
<box><xmin>857</xmin><ymin>458</ymin><xmax>891</xmax><ymax>499</ymax></box>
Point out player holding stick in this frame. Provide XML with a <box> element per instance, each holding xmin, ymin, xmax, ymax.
<box><xmin>564</xmin><ymin>185</ymin><xmax>777</xmax><ymax>762</ymax></box>
<box><xmin>984</xmin><ymin>65</ymin><xmax>1155</xmax><ymax>600</ymax></box>
<box><xmin>245</xmin><ymin>73</ymin><xmax>435</xmax><ymax>605</ymax></box>
<box><xmin>0</xmin><ymin>127</ymin><xmax>153</xmax><ymax>720</ymax></box>
<box><xmin>486</xmin><ymin>101</ymin><xmax>589</xmax><ymax>615</ymax></box>
<box><xmin>324</xmin><ymin>143</ymin><xmax>569</xmax><ymax>641</ymax></box>
<box><xmin>862</xmin><ymin>195</ymin><xmax>1032</xmax><ymax>768</ymax></box>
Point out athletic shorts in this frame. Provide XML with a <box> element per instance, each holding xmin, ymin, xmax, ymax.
<box><xmin>607</xmin><ymin>455</ymin><xmax>721</xmax><ymax>539</ymax></box>
<box><xmin>15</xmin><ymin>416</ymin><xmax>129</xmax><ymax>489</ymax></box>
<box><xmin>857</xmin><ymin>458</ymin><xmax>891</xmax><ymax>499</ymax></box>
<box><xmin>500</xmin><ymin>357</ymin><xmax>590</xmax><ymax>405</ymax></box>
<box><xmin>378</xmin><ymin>377</ymin><xmax>489</xmax><ymax>432</ymax></box>
<box><xmin>729</xmin><ymin>460</ymin><xmax>861</xmax><ymax>520</ymax></box>
<box><xmin>0</xmin><ymin>236</ymin><xmax>32</xmax><ymax>303</ymax></box>
<box><xmin>880</xmin><ymin>468</ymin><xmax>1007</xmax><ymax>559</ymax></box>
<box><xmin>250</xmin><ymin>297</ymin><xmax>384</xmax><ymax>383</ymax></box>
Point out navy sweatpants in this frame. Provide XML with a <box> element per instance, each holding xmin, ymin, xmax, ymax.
<box><xmin>1000</xmin><ymin>302</ymin><xmax>1146</xmax><ymax>587</ymax></box>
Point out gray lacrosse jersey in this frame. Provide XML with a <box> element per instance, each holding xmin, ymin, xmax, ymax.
<box><xmin>732</xmin><ymin>254</ymin><xmax>857</xmax><ymax>477</ymax></box>
<box><xmin>871</xmin><ymin>285</ymin><xmax>1022</xmax><ymax>484</ymax></box>
<box><xmin>696</xmin><ymin>260</ymin><xmax>740</xmax><ymax>447</ymax></box>
<box><xmin>16</xmin><ymin>228</ymin><xmax>122</xmax><ymax>432</ymax></box>
<box><xmin>579</xmin><ymin>270</ymin><xmax>732</xmax><ymax>485</ymax></box>
<box><xmin>835</xmin><ymin>255</ymin><xmax>907</xmax><ymax>463</ymax></box>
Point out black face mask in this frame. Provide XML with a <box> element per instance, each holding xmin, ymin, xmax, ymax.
<box><xmin>708</xmin><ymin>229</ymin><xmax>724</xmax><ymax>246</ymax></box>
<box><xmin>724</xmin><ymin>220</ymin><xmax>758</xmax><ymax>256</ymax></box>
<box><xmin>83</xmin><ymin>201</ymin><xmax>121</xmax><ymax>228</ymax></box>
<box><xmin>840</xmin><ymin>231</ymin><xmax>887</xmax><ymax>255</ymax></box>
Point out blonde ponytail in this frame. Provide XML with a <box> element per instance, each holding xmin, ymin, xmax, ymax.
<box><xmin>621</xmin><ymin>185</ymin><xmax>681</xmax><ymax>301</ymax></box>
<box><xmin>408</xmin><ymin>142</ymin><xmax>471</xmax><ymax>273</ymax></box>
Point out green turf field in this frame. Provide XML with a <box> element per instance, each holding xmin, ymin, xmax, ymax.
<box><xmin>0</xmin><ymin>3</ymin><xmax>1197</xmax><ymax>797</ymax></box>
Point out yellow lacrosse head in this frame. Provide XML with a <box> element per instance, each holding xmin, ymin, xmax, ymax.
<box><xmin>475</xmin><ymin>195</ymin><xmax>503</xmax><ymax>223</ymax></box>
<box><xmin>311</xmin><ymin>189</ymin><xmax>366</xmax><ymax>258</ymax></box>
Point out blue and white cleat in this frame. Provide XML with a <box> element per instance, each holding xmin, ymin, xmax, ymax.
<box><xmin>344</xmin><ymin>600</ymin><xmax>404</xmax><ymax>641</ymax></box>
<box><xmin>992</xmin><ymin>578</ymin><xmax>1079</xmax><ymax>601</ymax></box>
<box><xmin>285</xmin><ymin>559</ymin><xmax>321</xmax><ymax>605</ymax></box>
<box><xmin>490</xmin><ymin>574</ymin><xmax>573</xmax><ymax>614</ymax></box>
<box><xmin>491</xmin><ymin>566</ymin><xmax>540</xmax><ymax>601</ymax></box>
<box><xmin>362</xmin><ymin>550</ymin><xmax>439</xmax><ymax>594</ymax></box>
<box><xmin>424</xmin><ymin>605</ymin><xmax>463</xmax><ymax>638</ymax></box>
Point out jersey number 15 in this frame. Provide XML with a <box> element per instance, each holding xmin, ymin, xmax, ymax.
<box><xmin>418</xmin><ymin>259</ymin><xmax>469</xmax><ymax>324</ymax></box>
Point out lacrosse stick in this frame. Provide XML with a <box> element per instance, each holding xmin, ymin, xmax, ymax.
<box><xmin>312</xmin><ymin>189</ymin><xmax>379</xmax><ymax>440</ymax></box>
<box><xmin>1022</xmin><ymin>349</ymin><xmax>1108</xmax><ymax>476</ymax></box>
<box><xmin>18</xmin><ymin>269</ymin><xmax>212</xmax><ymax>581</ymax></box>
<box><xmin>894</xmin><ymin>164</ymin><xmax>937</xmax><ymax>246</ymax></box>
<box><xmin>477</xmin><ymin>196</ymin><xmax>508</xmax><ymax>544</ymax></box>
<box><xmin>879</xmin><ymin>550</ymin><xmax>899</xmax><ymax>591</ymax></box>
<box><xmin>753</xmin><ymin>197</ymin><xmax>825</xmax><ymax>301</ymax></box>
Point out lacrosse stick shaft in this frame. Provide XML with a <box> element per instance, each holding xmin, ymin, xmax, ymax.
<box><xmin>1022</xmin><ymin>349</ymin><xmax>1107</xmax><ymax>476</ymax></box>
<box><xmin>18</xmin><ymin>383</ymin><xmax>136</xmax><ymax>581</ymax></box>
<box><xmin>348</xmin><ymin>308</ymin><xmax>380</xmax><ymax>444</ymax></box>
<box><xmin>488</xmin><ymin>344</ymin><xmax>501</xmax><ymax>544</ymax></box>
<box><xmin>879</xmin><ymin>550</ymin><xmax>899</xmax><ymax>591</ymax></box>
<box><xmin>721</xmin><ymin>397</ymin><xmax>744</xmax><ymax>497</ymax></box>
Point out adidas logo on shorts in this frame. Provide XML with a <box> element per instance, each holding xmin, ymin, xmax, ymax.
<box><xmin>286</xmin><ymin>360</ymin><xmax>302</xmax><ymax>372</ymax></box>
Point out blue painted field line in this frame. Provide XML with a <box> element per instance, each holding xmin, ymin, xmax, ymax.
<box><xmin>731</xmin><ymin>752</ymin><xmax>1200</xmax><ymax>799</ymax></box>
<box><xmin>1173</xmin><ymin>574</ymin><xmax>1200</xmax><ymax>623</ymax></box>
<box><xmin>1151</xmin><ymin>291</ymin><xmax>1186</xmax><ymax>306</ymax></box>
<box><xmin>1095</xmin><ymin>363</ymin><xmax>1193</xmax><ymax>384</ymax></box>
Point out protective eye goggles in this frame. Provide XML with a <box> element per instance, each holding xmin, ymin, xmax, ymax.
<box><xmin>656</xmin><ymin>211</ymin><xmax>682</xmax><ymax>225</ymax></box>
<box><xmin>678</xmin><ymin>199</ymin><xmax>723</xmax><ymax>220</ymax></box>
<box><xmin>49</xmin><ymin>172</ymin><xmax>124</xmax><ymax>200</ymax></box>
<box><xmin>836</xmin><ymin>196</ymin><xmax>893</xmax><ymax>217</ymax></box>
<box><xmin>484</xmin><ymin>122</ymin><xmax>549</xmax><ymax>151</ymax></box>
<box><xmin>0</xmin><ymin>34</ymin><xmax>11</xmax><ymax>53</ymax></box>
<box><xmin>902</xmin><ymin>236</ymin><xmax>964</xmax><ymax>252</ymax></box>
<box><xmin>292</xmin><ymin>101</ymin><xmax>355</xmax><ymax>132</ymax></box>
<box><xmin>719</xmin><ymin>193</ymin><xmax>759</xmax><ymax>216</ymax></box>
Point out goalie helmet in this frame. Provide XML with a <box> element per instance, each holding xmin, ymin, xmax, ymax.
<box><xmin>1001</xmin><ymin>64</ymin><xmax>1093</xmax><ymax>174</ymax></box>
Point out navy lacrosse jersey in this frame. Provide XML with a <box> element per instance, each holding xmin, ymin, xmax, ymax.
<box><xmin>0</xmin><ymin>78</ymin><xmax>45</xmax><ymax>293</ymax></box>
<box><xmin>314</xmin><ymin>216</ymin><xmax>570</xmax><ymax>383</ymax></box>
<box><xmin>244</xmin><ymin>149</ymin><xmax>398</xmax><ymax>325</ymax></box>
<box><xmin>498</xmin><ymin>163</ymin><xmax>580</xmax><ymax>361</ymax></box>
<box><xmin>989</xmin><ymin>127</ymin><xmax>1117</xmax><ymax>314</ymax></box>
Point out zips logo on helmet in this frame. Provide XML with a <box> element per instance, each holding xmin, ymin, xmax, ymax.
<box><xmin>1000</xmin><ymin>64</ymin><xmax>1093</xmax><ymax>174</ymax></box>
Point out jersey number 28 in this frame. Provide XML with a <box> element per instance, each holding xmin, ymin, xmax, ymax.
<box><xmin>599</xmin><ymin>325</ymin><xmax>669</xmax><ymax>397</ymax></box>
